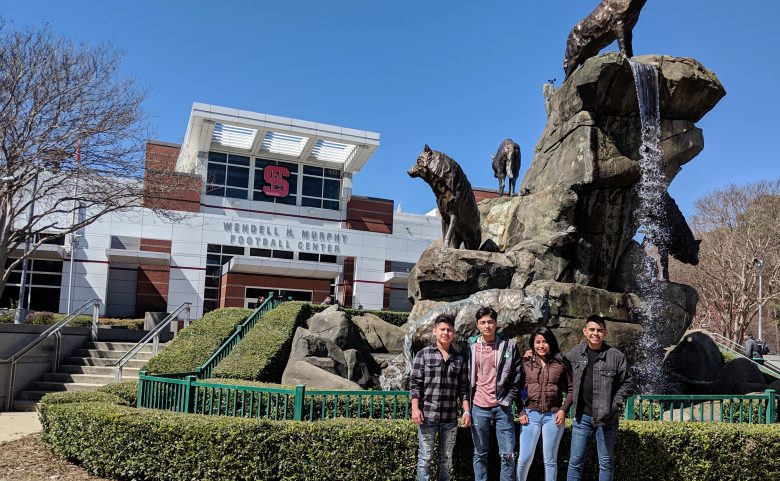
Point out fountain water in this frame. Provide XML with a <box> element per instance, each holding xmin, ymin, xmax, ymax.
<box><xmin>629</xmin><ymin>59</ymin><xmax>669</xmax><ymax>393</ymax></box>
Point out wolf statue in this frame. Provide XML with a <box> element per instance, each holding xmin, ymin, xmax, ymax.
<box><xmin>491</xmin><ymin>139</ymin><xmax>521</xmax><ymax>197</ymax></box>
<box><xmin>564</xmin><ymin>0</ymin><xmax>648</xmax><ymax>78</ymax></box>
<box><xmin>408</xmin><ymin>145</ymin><xmax>481</xmax><ymax>250</ymax></box>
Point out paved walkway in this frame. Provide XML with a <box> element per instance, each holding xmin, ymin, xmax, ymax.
<box><xmin>0</xmin><ymin>411</ymin><xmax>42</xmax><ymax>442</ymax></box>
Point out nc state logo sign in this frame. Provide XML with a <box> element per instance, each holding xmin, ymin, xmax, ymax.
<box><xmin>263</xmin><ymin>165</ymin><xmax>290</xmax><ymax>197</ymax></box>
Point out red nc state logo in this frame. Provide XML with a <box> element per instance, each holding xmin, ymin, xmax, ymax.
<box><xmin>263</xmin><ymin>165</ymin><xmax>290</xmax><ymax>197</ymax></box>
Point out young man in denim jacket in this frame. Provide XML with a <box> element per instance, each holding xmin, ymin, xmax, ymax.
<box><xmin>468</xmin><ymin>306</ymin><xmax>524</xmax><ymax>481</ymax></box>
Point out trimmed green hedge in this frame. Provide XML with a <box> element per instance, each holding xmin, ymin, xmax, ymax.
<box><xmin>40</xmin><ymin>396</ymin><xmax>780</xmax><ymax>481</ymax></box>
<box><xmin>0</xmin><ymin>311</ymin><xmax>144</xmax><ymax>329</ymax></box>
<box><xmin>142</xmin><ymin>308</ymin><xmax>252</xmax><ymax>374</ymax></box>
<box><xmin>97</xmin><ymin>381</ymin><xmax>138</xmax><ymax>406</ymax></box>
<box><xmin>212</xmin><ymin>302</ymin><xmax>313</xmax><ymax>381</ymax></box>
<box><xmin>39</xmin><ymin>391</ymin><xmax>129</xmax><ymax>407</ymax></box>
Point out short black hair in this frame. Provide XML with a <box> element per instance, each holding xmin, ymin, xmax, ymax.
<box><xmin>585</xmin><ymin>315</ymin><xmax>607</xmax><ymax>328</ymax></box>
<box><xmin>528</xmin><ymin>326</ymin><xmax>561</xmax><ymax>359</ymax></box>
<box><xmin>475</xmin><ymin>306</ymin><xmax>498</xmax><ymax>321</ymax></box>
<box><xmin>434</xmin><ymin>313</ymin><xmax>455</xmax><ymax>328</ymax></box>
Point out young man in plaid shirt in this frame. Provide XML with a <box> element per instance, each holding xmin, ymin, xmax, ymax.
<box><xmin>410</xmin><ymin>313</ymin><xmax>471</xmax><ymax>481</ymax></box>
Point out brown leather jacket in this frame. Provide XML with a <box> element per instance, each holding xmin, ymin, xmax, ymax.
<box><xmin>518</xmin><ymin>355</ymin><xmax>573</xmax><ymax>415</ymax></box>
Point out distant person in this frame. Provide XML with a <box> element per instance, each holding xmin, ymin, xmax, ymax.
<box><xmin>744</xmin><ymin>332</ymin><xmax>765</xmax><ymax>365</ymax></box>
<box><xmin>467</xmin><ymin>306</ymin><xmax>522</xmax><ymax>481</ymax></box>
<box><xmin>358</xmin><ymin>304</ymin><xmax>364</xmax><ymax>310</ymax></box>
<box><xmin>320</xmin><ymin>295</ymin><xmax>332</xmax><ymax>306</ymax></box>
<box><xmin>410</xmin><ymin>313</ymin><xmax>471</xmax><ymax>481</ymax></box>
<box><xmin>256</xmin><ymin>295</ymin><xmax>265</xmax><ymax>308</ymax></box>
<box><xmin>566</xmin><ymin>315</ymin><xmax>635</xmax><ymax>481</ymax></box>
<box><xmin>516</xmin><ymin>326</ymin><xmax>573</xmax><ymax>481</ymax></box>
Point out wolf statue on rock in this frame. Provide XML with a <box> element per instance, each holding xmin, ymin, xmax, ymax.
<box><xmin>491</xmin><ymin>139</ymin><xmax>521</xmax><ymax>197</ymax></box>
<box><xmin>408</xmin><ymin>145</ymin><xmax>481</xmax><ymax>250</ymax></box>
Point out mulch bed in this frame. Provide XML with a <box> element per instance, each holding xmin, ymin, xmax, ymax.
<box><xmin>0</xmin><ymin>434</ymin><xmax>111</xmax><ymax>481</ymax></box>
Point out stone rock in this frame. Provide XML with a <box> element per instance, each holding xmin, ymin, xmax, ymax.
<box><xmin>524</xmin><ymin>280</ymin><xmax>639</xmax><ymax>324</ymax></box>
<box><xmin>610</xmin><ymin>240</ymin><xmax>658</xmax><ymax>292</ymax></box>
<box><xmin>662</xmin><ymin>331</ymin><xmax>725</xmax><ymax>394</ymax></box>
<box><xmin>305</xmin><ymin>308</ymin><xmax>365</xmax><ymax>351</ymax></box>
<box><xmin>288</xmin><ymin>327</ymin><xmax>348</xmax><ymax>377</ymax></box>
<box><xmin>409</xmin><ymin>300</ymin><xmax>447</xmax><ymax>323</ymax></box>
<box><xmin>353</xmin><ymin>313</ymin><xmax>406</xmax><ymax>353</ymax></box>
<box><xmin>344</xmin><ymin>349</ymin><xmax>373</xmax><ymax>387</ymax></box>
<box><xmin>282</xmin><ymin>361</ymin><xmax>362</xmax><ymax>390</ymax></box>
<box><xmin>408</xmin><ymin>238</ymin><xmax>516</xmax><ymax>302</ymax></box>
<box><xmin>552</xmin><ymin>318</ymin><xmax>643</xmax><ymax>356</ymax></box>
<box><xmin>768</xmin><ymin>379</ymin><xmax>780</xmax><ymax>393</ymax></box>
<box><xmin>712</xmin><ymin>358</ymin><xmax>767</xmax><ymax>395</ymax></box>
<box><xmin>379</xmin><ymin>353</ymin><xmax>409</xmax><ymax>391</ymax></box>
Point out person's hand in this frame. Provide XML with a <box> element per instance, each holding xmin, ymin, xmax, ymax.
<box><xmin>412</xmin><ymin>407</ymin><xmax>424</xmax><ymax>425</ymax></box>
<box><xmin>518</xmin><ymin>413</ymin><xmax>529</xmax><ymax>425</ymax></box>
<box><xmin>460</xmin><ymin>412</ymin><xmax>472</xmax><ymax>428</ymax></box>
<box><xmin>555</xmin><ymin>410</ymin><xmax>566</xmax><ymax>426</ymax></box>
<box><xmin>523</xmin><ymin>349</ymin><xmax>533</xmax><ymax>358</ymax></box>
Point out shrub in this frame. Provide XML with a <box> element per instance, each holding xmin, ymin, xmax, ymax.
<box><xmin>212</xmin><ymin>302</ymin><xmax>313</xmax><ymax>381</ymax></box>
<box><xmin>0</xmin><ymin>312</ymin><xmax>144</xmax><ymax>329</ymax></box>
<box><xmin>0</xmin><ymin>309</ymin><xmax>14</xmax><ymax>323</ymax></box>
<box><xmin>40</xmin><ymin>400</ymin><xmax>780</xmax><ymax>481</ymax></box>
<box><xmin>97</xmin><ymin>381</ymin><xmax>138</xmax><ymax>406</ymax></box>
<box><xmin>39</xmin><ymin>391</ymin><xmax>128</xmax><ymax>407</ymax></box>
<box><xmin>142</xmin><ymin>308</ymin><xmax>252</xmax><ymax>375</ymax></box>
<box><xmin>25</xmin><ymin>311</ymin><xmax>56</xmax><ymax>325</ymax></box>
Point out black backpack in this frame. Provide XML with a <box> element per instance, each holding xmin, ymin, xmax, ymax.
<box><xmin>755</xmin><ymin>339</ymin><xmax>770</xmax><ymax>355</ymax></box>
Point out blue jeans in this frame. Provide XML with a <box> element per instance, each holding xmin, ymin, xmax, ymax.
<box><xmin>417</xmin><ymin>420</ymin><xmax>458</xmax><ymax>481</ymax></box>
<box><xmin>471</xmin><ymin>404</ymin><xmax>516</xmax><ymax>481</ymax></box>
<box><xmin>516</xmin><ymin>410</ymin><xmax>565</xmax><ymax>481</ymax></box>
<box><xmin>566</xmin><ymin>414</ymin><xmax>618</xmax><ymax>481</ymax></box>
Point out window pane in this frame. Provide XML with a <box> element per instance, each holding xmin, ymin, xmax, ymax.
<box><xmin>203</xmin><ymin>300</ymin><xmax>219</xmax><ymax>313</ymax></box>
<box><xmin>298</xmin><ymin>252</ymin><xmax>319</xmax><ymax>262</ymax></box>
<box><xmin>324</xmin><ymin>168</ymin><xmax>341</xmax><ymax>179</ymax></box>
<box><xmin>272</xmin><ymin>250</ymin><xmax>294</xmax><ymax>259</ymax></box>
<box><xmin>32</xmin><ymin>260</ymin><xmax>63</xmax><ymax>273</ymax></box>
<box><xmin>254</xmin><ymin>158</ymin><xmax>272</xmax><ymax>168</ymax></box>
<box><xmin>279</xmin><ymin>161</ymin><xmax>298</xmax><ymax>173</ymax></box>
<box><xmin>206</xmin><ymin>186</ymin><xmax>224</xmax><ymax>197</ymax></box>
<box><xmin>204</xmin><ymin>276</ymin><xmax>220</xmax><ymax>288</ymax></box>
<box><xmin>31</xmin><ymin>273</ymin><xmax>62</xmax><ymax>287</ymax></box>
<box><xmin>253</xmin><ymin>168</ymin><xmax>264</xmax><ymax>189</ymax></box>
<box><xmin>226</xmin><ymin>166</ymin><xmax>249</xmax><ymax>188</ymax></box>
<box><xmin>223</xmin><ymin>246</ymin><xmax>245</xmax><ymax>255</ymax></box>
<box><xmin>303</xmin><ymin>165</ymin><xmax>323</xmax><ymax>176</ymax></box>
<box><xmin>301</xmin><ymin>197</ymin><xmax>322</xmax><ymax>208</ymax></box>
<box><xmin>208</xmin><ymin>152</ymin><xmax>227</xmax><ymax>163</ymax></box>
<box><xmin>323</xmin><ymin>179</ymin><xmax>340</xmax><ymax>199</ymax></box>
<box><xmin>287</xmin><ymin>174</ymin><xmax>298</xmax><ymax>195</ymax></box>
<box><xmin>228</xmin><ymin>154</ymin><xmax>250</xmax><ymax>166</ymax></box>
<box><xmin>225</xmin><ymin>188</ymin><xmax>247</xmax><ymax>199</ymax></box>
<box><xmin>207</xmin><ymin>163</ymin><xmax>226</xmax><ymax>185</ymax></box>
<box><xmin>302</xmin><ymin>176</ymin><xmax>322</xmax><ymax>197</ymax></box>
<box><xmin>320</xmin><ymin>255</ymin><xmax>337</xmax><ymax>263</ymax></box>
<box><xmin>323</xmin><ymin>200</ymin><xmax>340</xmax><ymax>210</ymax></box>
<box><xmin>207</xmin><ymin>244</ymin><xmax>221</xmax><ymax>253</ymax></box>
<box><xmin>205</xmin><ymin>266</ymin><xmax>220</xmax><ymax>277</ymax></box>
<box><xmin>206</xmin><ymin>254</ymin><xmax>222</xmax><ymax>265</ymax></box>
<box><xmin>29</xmin><ymin>287</ymin><xmax>60</xmax><ymax>311</ymax></box>
<box><xmin>249</xmin><ymin>248</ymin><xmax>272</xmax><ymax>258</ymax></box>
<box><xmin>276</xmin><ymin>195</ymin><xmax>297</xmax><ymax>205</ymax></box>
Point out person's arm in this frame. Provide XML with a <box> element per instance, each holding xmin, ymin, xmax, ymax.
<box><xmin>612</xmin><ymin>352</ymin><xmax>635</xmax><ymax>410</ymax></box>
<box><xmin>410</xmin><ymin>351</ymin><xmax>425</xmax><ymax>425</ymax></box>
<box><xmin>745</xmin><ymin>339</ymin><xmax>754</xmax><ymax>358</ymax></box>
<box><xmin>506</xmin><ymin>343</ymin><xmax>524</xmax><ymax>404</ymax></box>
<box><xmin>458</xmin><ymin>355</ymin><xmax>471</xmax><ymax>427</ymax></box>
<box><xmin>560</xmin><ymin>358</ymin><xmax>574</xmax><ymax>413</ymax></box>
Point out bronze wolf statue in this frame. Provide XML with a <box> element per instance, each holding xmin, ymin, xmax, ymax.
<box><xmin>491</xmin><ymin>139</ymin><xmax>521</xmax><ymax>197</ymax></box>
<box><xmin>564</xmin><ymin>0</ymin><xmax>648</xmax><ymax>78</ymax></box>
<box><xmin>408</xmin><ymin>145</ymin><xmax>481</xmax><ymax>250</ymax></box>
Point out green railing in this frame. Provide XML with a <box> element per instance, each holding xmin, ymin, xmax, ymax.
<box><xmin>624</xmin><ymin>390</ymin><xmax>777</xmax><ymax>424</ymax></box>
<box><xmin>137</xmin><ymin>373</ymin><xmax>412</xmax><ymax>420</ymax></box>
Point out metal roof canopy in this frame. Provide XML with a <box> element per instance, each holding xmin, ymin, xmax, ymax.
<box><xmin>176</xmin><ymin>103</ymin><xmax>380</xmax><ymax>175</ymax></box>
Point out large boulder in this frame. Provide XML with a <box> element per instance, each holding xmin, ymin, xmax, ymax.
<box><xmin>282</xmin><ymin>361</ymin><xmax>362</xmax><ymax>390</ymax></box>
<box><xmin>344</xmin><ymin>349</ymin><xmax>373</xmax><ymax>387</ymax></box>
<box><xmin>288</xmin><ymin>327</ymin><xmax>348</xmax><ymax>377</ymax></box>
<box><xmin>353</xmin><ymin>313</ymin><xmax>406</xmax><ymax>353</ymax></box>
<box><xmin>712</xmin><ymin>358</ymin><xmax>767</xmax><ymax>395</ymax></box>
<box><xmin>551</xmin><ymin>318</ymin><xmax>643</xmax><ymax>355</ymax></box>
<box><xmin>662</xmin><ymin>331</ymin><xmax>725</xmax><ymax>394</ymax></box>
<box><xmin>305</xmin><ymin>306</ymin><xmax>365</xmax><ymax>351</ymax></box>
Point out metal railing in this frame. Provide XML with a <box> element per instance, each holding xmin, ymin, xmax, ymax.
<box><xmin>625</xmin><ymin>390</ymin><xmax>777</xmax><ymax>424</ymax></box>
<box><xmin>704</xmin><ymin>330</ymin><xmax>780</xmax><ymax>378</ymax></box>
<box><xmin>114</xmin><ymin>302</ymin><xmax>191</xmax><ymax>382</ymax></box>
<box><xmin>1</xmin><ymin>298</ymin><xmax>100</xmax><ymax>411</ymax></box>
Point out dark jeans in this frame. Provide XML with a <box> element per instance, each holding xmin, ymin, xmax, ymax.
<box><xmin>417</xmin><ymin>420</ymin><xmax>458</xmax><ymax>481</ymax></box>
<box><xmin>566</xmin><ymin>414</ymin><xmax>618</xmax><ymax>481</ymax></box>
<box><xmin>471</xmin><ymin>404</ymin><xmax>516</xmax><ymax>481</ymax></box>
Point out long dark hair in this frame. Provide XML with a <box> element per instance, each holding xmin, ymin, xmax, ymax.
<box><xmin>528</xmin><ymin>326</ymin><xmax>562</xmax><ymax>362</ymax></box>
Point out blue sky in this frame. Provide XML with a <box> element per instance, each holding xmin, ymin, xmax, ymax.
<box><xmin>4</xmin><ymin>1</ymin><xmax>779</xmax><ymax>216</ymax></box>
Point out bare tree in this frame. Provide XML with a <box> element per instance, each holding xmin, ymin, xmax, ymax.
<box><xmin>670</xmin><ymin>179</ymin><xmax>780</xmax><ymax>343</ymax></box>
<box><xmin>0</xmin><ymin>19</ymin><xmax>182</xmax><ymax>303</ymax></box>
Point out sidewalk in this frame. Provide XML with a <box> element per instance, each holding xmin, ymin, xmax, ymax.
<box><xmin>0</xmin><ymin>411</ymin><xmax>42</xmax><ymax>442</ymax></box>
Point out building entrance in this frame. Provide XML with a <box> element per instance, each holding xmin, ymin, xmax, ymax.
<box><xmin>244</xmin><ymin>287</ymin><xmax>312</xmax><ymax>308</ymax></box>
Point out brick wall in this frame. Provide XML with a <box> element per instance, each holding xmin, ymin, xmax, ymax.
<box><xmin>218</xmin><ymin>272</ymin><xmax>332</xmax><ymax>308</ymax></box>
<box><xmin>140</xmin><ymin>238</ymin><xmax>172</xmax><ymax>253</ymax></box>
<box><xmin>346</xmin><ymin>196</ymin><xmax>394</xmax><ymax>234</ymax></box>
<box><xmin>143</xmin><ymin>141</ymin><xmax>201</xmax><ymax>213</ymax></box>
<box><xmin>135</xmin><ymin>264</ymin><xmax>169</xmax><ymax>316</ymax></box>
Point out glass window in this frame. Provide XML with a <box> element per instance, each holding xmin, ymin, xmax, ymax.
<box><xmin>303</xmin><ymin>165</ymin><xmax>323</xmax><ymax>176</ymax></box>
<box><xmin>272</xmin><ymin>250</ymin><xmax>294</xmax><ymax>260</ymax></box>
<box><xmin>249</xmin><ymin>248</ymin><xmax>272</xmax><ymax>258</ymax></box>
<box><xmin>320</xmin><ymin>255</ymin><xmax>337</xmax><ymax>264</ymax></box>
<box><xmin>298</xmin><ymin>252</ymin><xmax>319</xmax><ymax>262</ymax></box>
<box><xmin>206</xmin><ymin>152</ymin><xmax>249</xmax><ymax>200</ymax></box>
<box><xmin>301</xmin><ymin>197</ymin><xmax>322</xmax><ymax>208</ymax></box>
<box><xmin>323</xmin><ymin>200</ymin><xmax>340</xmax><ymax>211</ymax></box>
<box><xmin>226</xmin><ymin>165</ymin><xmax>249</xmax><ymax>188</ymax></box>
<box><xmin>203</xmin><ymin>244</ymin><xmax>245</xmax><ymax>314</ymax></box>
<box><xmin>323</xmin><ymin>179</ymin><xmax>340</xmax><ymax>199</ymax></box>
<box><xmin>324</xmin><ymin>168</ymin><xmax>341</xmax><ymax>179</ymax></box>
<box><xmin>253</xmin><ymin>158</ymin><xmax>298</xmax><ymax>206</ymax></box>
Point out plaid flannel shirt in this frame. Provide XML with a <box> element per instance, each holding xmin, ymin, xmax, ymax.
<box><xmin>410</xmin><ymin>344</ymin><xmax>469</xmax><ymax>423</ymax></box>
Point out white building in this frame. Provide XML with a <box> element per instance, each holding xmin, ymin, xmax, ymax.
<box><xmin>2</xmin><ymin>104</ymin><xmax>446</xmax><ymax>319</ymax></box>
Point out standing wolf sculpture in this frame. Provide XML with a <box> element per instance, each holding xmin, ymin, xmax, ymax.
<box><xmin>564</xmin><ymin>0</ymin><xmax>648</xmax><ymax>78</ymax></box>
<box><xmin>408</xmin><ymin>145</ymin><xmax>481</xmax><ymax>250</ymax></box>
<box><xmin>491</xmin><ymin>139</ymin><xmax>521</xmax><ymax>196</ymax></box>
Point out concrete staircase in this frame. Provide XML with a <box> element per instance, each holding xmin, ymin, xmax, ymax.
<box><xmin>12</xmin><ymin>341</ymin><xmax>164</xmax><ymax>411</ymax></box>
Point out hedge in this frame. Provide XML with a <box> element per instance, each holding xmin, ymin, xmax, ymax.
<box><xmin>40</xmin><ymin>397</ymin><xmax>780</xmax><ymax>481</ymax></box>
<box><xmin>0</xmin><ymin>311</ymin><xmax>144</xmax><ymax>329</ymax></box>
<box><xmin>97</xmin><ymin>381</ymin><xmax>138</xmax><ymax>406</ymax></box>
<box><xmin>142</xmin><ymin>308</ymin><xmax>251</xmax><ymax>374</ymax></box>
<box><xmin>212</xmin><ymin>302</ymin><xmax>313</xmax><ymax>381</ymax></box>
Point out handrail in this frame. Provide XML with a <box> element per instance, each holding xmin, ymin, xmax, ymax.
<box><xmin>702</xmin><ymin>330</ymin><xmax>780</xmax><ymax>378</ymax></box>
<box><xmin>2</xmin><ymin>298</ymin><xmax>100</xmax><ymax>411</ymax></box>
<box><xmin>114</xmin><ymin>302</ymin><xmax>191</xmax><ymax>382</ymax></box>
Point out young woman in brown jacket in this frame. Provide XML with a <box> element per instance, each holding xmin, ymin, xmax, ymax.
<box><xmin>516</xmin><ymin>326</ymin><xmax>573</xmax><ymax>481</ymax></box>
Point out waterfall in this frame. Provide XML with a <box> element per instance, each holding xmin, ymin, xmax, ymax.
<box><xmin>629</xmin><ymin>59</ymin><xmax>668</xmax><ymax>393</ymax></box>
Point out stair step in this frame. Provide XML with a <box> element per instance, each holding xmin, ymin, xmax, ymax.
<box><xmin>72</xmin><ymin>349</ymin><xmax>153</xmax><ymax>360</ymax></box>
<box><xmin>84</xmin><ymin>341</ymin><xmax>162</xmax><ymax>352</ymax></box>
<box><xmin>28</xmin><ymin>381</ymin><xmax>105</xmax><ymax>393</ymax></box>
<box><xmin>58</xmin><ymin>364</ymin><xmax>140</xmax><ymax>376</ymax></box>
<box><xmin>12</xmin><ymin>400</ymin><xmax>39</xmax><ymax>412</ymax></box>
<box><xmin>62</xmin><ymin>357</ymin><xmax>146</xmax><ymax>368</ymax></box>
<box><xmin>42</xmin><ymin>373</ymin><xmax>125</xmax><ymax>384</ymax></box>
